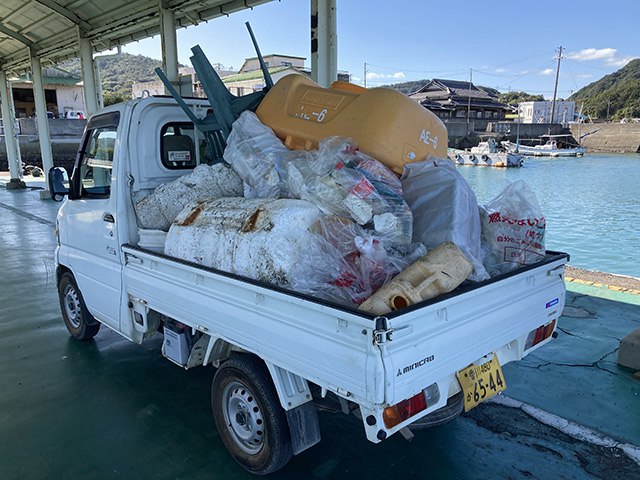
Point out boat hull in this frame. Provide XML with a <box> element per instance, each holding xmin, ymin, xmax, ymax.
<box><xmin>448</xmin><ymin>151</ymin><xmax>523</xmax><ymax>167</ymax></box>
<box><xmin>501</xmin><ymin>141</ymin><xmax>585</xmax><ymax>157</ymax></box>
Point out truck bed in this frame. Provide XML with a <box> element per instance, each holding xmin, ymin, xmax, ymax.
<box><xmin>122</xmin><ymin>244</ymin><xmax>568</xmax><ymax>439</ymax></box>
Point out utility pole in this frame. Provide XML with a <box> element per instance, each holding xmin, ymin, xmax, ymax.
<box><xmin>364</xmin><ymin>62</ymin><xmax>368</xmax><ymax>89</ymax></box>
<box><xmin>466</xmin><ymin>68</ymin><xmax>472</xmax><ymax>133</ymax></box>
<box><xmin>550</xmin><ymin>46</ymin><xmax>563</xmax><ymax>125</ymax></box>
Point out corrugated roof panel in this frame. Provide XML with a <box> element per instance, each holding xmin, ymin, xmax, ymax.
<box><xmin>0</xmin><ymin>0</ymin><xmax>274</xmax><ymax>74</ymax></box>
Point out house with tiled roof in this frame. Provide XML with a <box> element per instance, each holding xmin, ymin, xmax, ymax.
<box><xmin>409</xmin><ymin>78</ymin><xmax>509</xmax><ymax>122</ymax></box>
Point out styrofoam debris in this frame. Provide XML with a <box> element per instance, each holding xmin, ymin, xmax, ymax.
<box><xmin>164</xmin><ymin>197</ymin><xmax>325</xmax><ymax>286</ymax></box>
<box><xmin>374</xmin><ymin>213</ymin><xmax>400</xmax><ymax>235</ymax></box>
<box><xmin>343</xmin><ymin>193</ymin><xmax>373</xmax><ymax>225</ymax></box>
<box><xmin>135</xmin><ymin>163</ymin><xmax>243</xmax><ymax>231</ymax></box>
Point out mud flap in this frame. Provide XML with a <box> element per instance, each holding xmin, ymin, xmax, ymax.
<box><xmin>285</xmin><ymin>401</ymin><xmax>321</xmax><ymax>455</ymax></box>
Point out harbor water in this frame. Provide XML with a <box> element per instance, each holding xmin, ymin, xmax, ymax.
<box><xmin>456</xmin><ymin>153</ymin><xmax>640</xmax><ymax>278</ymax></box>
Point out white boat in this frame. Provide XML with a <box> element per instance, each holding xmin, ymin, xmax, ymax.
<box><xmin>448</xmin><ymin>139</ymin><xmax>523</xmax><ymax>167</ymax></box>
<box><xmin>501</xmin><ymin>134</ymin><xmax>586</xmax><ymax>157</ymax></box>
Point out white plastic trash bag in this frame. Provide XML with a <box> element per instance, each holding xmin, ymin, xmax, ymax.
<box><xmin>401</xmin><ymin>157</ymin><xmax>489</xmax><ymax>281</ymax></box>
<box><xmin>480</xmin><ymin>180</ymin><xmax>546</xmax><ymax>276</ymax></box>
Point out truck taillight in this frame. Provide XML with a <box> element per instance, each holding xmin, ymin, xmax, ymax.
<box><xmin>525</xmin><ymin>319</ymin><xmax>556</xmax><ymax>350</ymax></box>
<box><xmin>382</xmin><ymin>384</ymin><xmax>439</xmax><ymax>429</ymax></box>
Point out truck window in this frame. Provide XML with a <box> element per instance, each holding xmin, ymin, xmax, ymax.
<box><xmin>161</xmin><ymin>122</ymin><xmax>219</xmax><ymax>169</ymax></box>
<box><xmin>161</xmin><ymin>123</ymin><xmax>198</xmax><ymax>169</ymax></box>
<box><xmin>78</xmin><ymin>127</ymin><xmax>116</xmax><ymax>198</ymax></box>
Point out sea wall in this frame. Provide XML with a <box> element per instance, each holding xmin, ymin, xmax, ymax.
<box><xmin>17</xmin><ymin>118</ymin><xmax>86</xmax><ymax>137</ymax></box>
<box><xmin>569</xmin><ymin>123</ymin><xmax>640</xmax><ymax>153</ymax></box>
<box><xmin>0</xmin><ymin>135</ymin><xmax>79</xmax><ymax>172</ymax></box>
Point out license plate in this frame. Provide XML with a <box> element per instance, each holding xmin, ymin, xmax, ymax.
<box><xmin>457</xmin><ymin>354</ymin><xmax>506</xmax><ymax>412</ymax></box>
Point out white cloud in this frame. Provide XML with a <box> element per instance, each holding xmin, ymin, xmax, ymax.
<box><xmin>540</xmin><ymin>68</ymin><xmax>554</xmax><ymax>75</ymax></box>
<box><xmin>366</xmin><ymin>71</ymin><xmax>405</xmax><ymax>81</ymax></box>
<box><xmin>607</xmin><ymin>55</ymin><xmax>637</xmax><ymax>67</ymax></box>
<box><xmin>566</xmin><ymin>48</ymin><xmax>639</xmax><ymax>67</ymax></box>
<box><xmin>577</xmin><ymin>74</ymin><xmax>593</xmax><ymax>79</ymax></box>
<box><xmin>566</xmin><ymin>48</ymin><xmax>617</xmax><ymax>61</ymax></box>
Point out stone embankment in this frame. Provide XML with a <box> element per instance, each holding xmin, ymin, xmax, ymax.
<box><xmin>569</xmin><ymin>123</ymin><xmax>640</xmax><ymax>153</ymax></box>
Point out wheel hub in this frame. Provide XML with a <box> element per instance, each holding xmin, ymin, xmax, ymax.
<box><xmin>222</xmin><ymin>381</ymin><xmax>265</xmax><ymax>454</ymax></box>
<box><xmin>63</xmin><ymin>285</ymin><xmax>82</xmax><ymax>328</ymax></box>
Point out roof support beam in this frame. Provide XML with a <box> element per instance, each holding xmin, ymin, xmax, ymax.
<box><xmin>33</xmin><ymin>0</ymin><xmax>92</xmax><ymax>32</ymax></box>
<box><xmin>159</xmin><ymin>1</ymin><xmax>179</xmax><ymax>95</ymax></box>
<box><xmin>29</xmin><ymin>49</ymin><xmax>54</xmax><ymax>196</ymax></box>
<box><xmin>310</xmin><ymin>0</ymin><xmax>337</xmax><ymax>88</ymax></box>
<box><xmin>78</xmin><ymin>30</ymin><xmax>99</xmax><ymax>115</ymax></box>
<box><xmin>0</xmin><ymin>69</ymin><xmax>25</xmax><ymax>186</ymax></box>
<box><xmin>0</xmin><ymin>23</ymin><xmax>39</xmax><ymax>49</ymax></box>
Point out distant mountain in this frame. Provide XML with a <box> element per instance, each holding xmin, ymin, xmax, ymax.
<box><xmin>570</xmin><ymin>59</ymin><xmax>640</xmax><ymax>120</ymax></box>
<box><xmin>59</xmin><ymin>53</ymin><xmax>165</xmax><ymax>105</ymax></box>
<box><xmin>497</xmin><ymin>91</ymin><xmax>545</xmax><ymax>105</ymax></box>
<box><xmin>384</xmin><ymin>79</ymin><xmax>429</xmax><ymax>95</ymax></box>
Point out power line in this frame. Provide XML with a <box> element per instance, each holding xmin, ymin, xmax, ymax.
<box><xmin>563</xmin><ymin>58</ymin><xmax>618</xmax><ymax>71</ymax></box>
<box><xmin>496</xmin><ymin>59</ymin><xmax>557</xmax><ymax>89</ymax></box>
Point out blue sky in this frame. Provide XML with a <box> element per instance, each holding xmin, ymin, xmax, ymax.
<box><xmin>118</xmin><ymin>0</ymin><xmax>640</xmax><ymax>99</ymax></box>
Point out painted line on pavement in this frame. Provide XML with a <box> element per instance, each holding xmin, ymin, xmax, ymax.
<box><xmin>565</xmin><ymin>276</ymin><xmax>640</xmax><ymax>296</ymax></box>
<box><xmin>0</xmin><ymin>202</ymin><xmax>55</xmax><ymax>226</ymax></box>
<box><xmin>487</xmin><ymin>394</ymin><xmax>640</xmax><ymax>466</ymax></box>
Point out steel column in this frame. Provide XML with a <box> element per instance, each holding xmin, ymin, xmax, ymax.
<box><xmin>79</xmin><ymin>32</ymin><xmax>99</xmax><ymax>115</ymax></box>
<box><xmin>29</xmin><ymin>50</ymin><xmax>54</xmax><ymax>193</ymax></box>
<box><xmin>0</xmin><ymin>70</ymin><xmax>25</xmax><ymax>187</ymax></box>
<box><xmin>311</xmin><ymin>0</ymin><xmax>337</xmax><ymax>88</ymax></box>
<box><xmin>160</xmin><ymin>1</ymin><xmax>179</xmax><ymax>94</ymax></box>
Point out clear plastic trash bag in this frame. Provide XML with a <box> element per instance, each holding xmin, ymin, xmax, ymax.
<box><xmin>289</xmin><ymin>218</ymin><xmax>427</xmax><ymax>308</ymax></box>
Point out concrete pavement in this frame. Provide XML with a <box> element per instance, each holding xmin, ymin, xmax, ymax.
<box><xmin>1</xmin><ymin>180</ymin><xmax>639</xmax><ymax>480</ymax></box>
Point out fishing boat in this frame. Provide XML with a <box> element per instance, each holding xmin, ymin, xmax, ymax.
<box><xmin>448</xmin><ymin>139</ymin><xmax>523</xmax><ymax>167</ymax></box>
<box><xmin>501</xmin><ymin>134</ymin><xmax>586</xmax><ymax>157</ymax></box>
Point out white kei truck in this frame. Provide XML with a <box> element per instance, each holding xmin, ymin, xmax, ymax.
<box><xmin>48</xmin><ymin>96</ymin><xmax>568</xmax><ymax>475</ymax></box>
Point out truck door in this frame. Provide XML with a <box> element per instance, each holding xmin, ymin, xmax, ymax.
<box><xmin>65</xmin><ymin>111</ymin><xmax>122</xmax><ymax>330</ymax></box>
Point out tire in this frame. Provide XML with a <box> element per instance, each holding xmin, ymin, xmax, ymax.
<box><xmin>57</xmin><ymin>272</ymin><xmax>100</xmax><ymax>340</ymax></box>
<box><xmin>409</xmin><ymin>392</ymin><xmax>464</xmax><ymax>429</ymax></box>
<box><xmin>211</xmin><ymin>355</ymin><xmax>293</xmax><ymax>475</ymax></box>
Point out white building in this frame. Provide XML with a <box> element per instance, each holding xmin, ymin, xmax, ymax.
<box><xmin>10</xmin><ymin>67</ymin><xmax>85</xmax><ymax>118</ymax></box>
<box><xmin>518</xmin><ymin>101</ymin><xmax>575</xmax><ymax>125</ymax></box>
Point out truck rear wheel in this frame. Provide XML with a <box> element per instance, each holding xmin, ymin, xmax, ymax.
<box><xmin>211</xmin><ymin>355</ymin><xmax>293</xmax><ymax>475</ymax></box>
<box><xmin>58</xmin><ymin>272</ymin><xmax>100</xmax><ymax>340</ymax></box>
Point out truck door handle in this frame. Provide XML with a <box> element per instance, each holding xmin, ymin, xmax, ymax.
<box><xmin>103</xmin><ymin>213</ymin><xmax>115</xmax><ymax>223</ymax></box>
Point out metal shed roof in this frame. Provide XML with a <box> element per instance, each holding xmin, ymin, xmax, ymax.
<box><xmin>0</xmin><ymin>0</ymin><xmax>274</xmax><ymax>75</ymax></box>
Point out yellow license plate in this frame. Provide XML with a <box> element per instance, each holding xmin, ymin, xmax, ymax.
<box><xmin>457</xmin><ymin>354</ymin><xmax>506</xmax><ymax>412</ymax></box>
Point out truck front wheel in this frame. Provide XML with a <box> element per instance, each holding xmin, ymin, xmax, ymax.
<box><xmin>211</xmin><ymin>355</ymin><xmax>293</xmax><ymax>475</ymax></box>
<box><xmin>58</xmin><ymin>272</ymin><xmax>100</xmax><ymax>340</ymax></box>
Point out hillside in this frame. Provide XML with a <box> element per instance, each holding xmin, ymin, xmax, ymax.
<box><xmin>570</xmin><ymin>58</ymin><xmax>640</xmax><ymax>120</ymax></box>
<box><xmin>59</xmin><ymin>53</ymin><xmax>165</xmax><ymax>105</ymax></box>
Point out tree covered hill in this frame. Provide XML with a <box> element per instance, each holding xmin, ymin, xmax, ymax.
<box><xmin>570</xmin><ymin>58</ymin><xmax>640</xmax><ymax>120</ymax></box>
<box><xmin>59</xmin><ymin>53</ymin><xmax>164</xmax><ymax>105</ymax></box>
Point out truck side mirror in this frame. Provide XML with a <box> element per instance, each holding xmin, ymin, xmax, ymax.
<box><xmin>48</xmin><ymin>167</ymin><xmax>70</xmax><ymax>202</ymax></box>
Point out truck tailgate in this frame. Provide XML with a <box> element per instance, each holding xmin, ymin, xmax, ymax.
<box><xmin>380</xmin><ymin>252</ymin><xmax>568</xmax><ymax>408</ymax></box>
